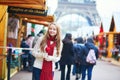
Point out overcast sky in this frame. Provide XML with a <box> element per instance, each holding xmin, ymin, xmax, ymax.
<box><xmin>96</xmin><ymin>0</ymin><xmax>120</xmax><ymax>32</ymax></box>
<box><xmin>96</xmin><ymin>0</ymin><xmax>120</xmax><ymax>18</ymax></box>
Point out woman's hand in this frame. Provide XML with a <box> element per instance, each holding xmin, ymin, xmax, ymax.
<box><xmin>43</xmin><ymin>53</ymin><xmax>48</xmax><ymax>59</ymax></box>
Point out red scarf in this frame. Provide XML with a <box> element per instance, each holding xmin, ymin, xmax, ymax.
<box><xmin>40</xmin><ymin>36</ymin><xmax>56</xmax><ymax>80</ymax></box>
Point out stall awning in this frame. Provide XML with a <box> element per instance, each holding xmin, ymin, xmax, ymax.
<box><xmin>17</xmin><ymin>14</ymin><xmax>54</xmax><ymax>22</ymax></box>
<box><xmin>0</xmin><ymin>0</ymin><xmax>46</xmax><ymax>10</ymax></box>
<box><xmin>0</xmin><ymin>0</ymin><xmax>55</xmax><ymax>25</ymax></box>
<box><xmin>23</xmin><ymin>18</ymin><xmax>50</xmax><ymax>26</ymax></box>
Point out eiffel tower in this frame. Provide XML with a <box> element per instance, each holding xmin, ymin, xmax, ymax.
<box><xmin>55</xmin><ymin>0</ymin><xmax>101</xmax><ymax>27</ymax></box>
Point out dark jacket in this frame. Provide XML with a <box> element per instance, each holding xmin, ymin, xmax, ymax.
<box><xmin>20</xmin><ymin>41</ymin><xmax>30</xmax><ymax>57</ymax></box>
<box><xmin>73</xmin><ymin>37</ymin><xmax>85</xmax><ymax>64</ymax></box>
<box><xmin>73</xmin><ymin>44</ymin><xmax>84</xmax><ymax>64</ymax></box>
<box><xmin>59</xmin><ymin>33</ymin><xmax>74</xmax><ymax>65</ymax></box>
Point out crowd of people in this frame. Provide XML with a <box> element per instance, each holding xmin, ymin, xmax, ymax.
<box><xmin>20</xmin><ymin>34</ymin><xmax>34</xmax><ymax>72</ymax></box>
<box><xmin>19</xmin><ymin>22</ymin><xmax>99</xmax><ymax>80</ymax></box>
<box><xmin>58</xmin><ymin>33</ymin><xmax>99</xmax><ymax>80</ymax></box>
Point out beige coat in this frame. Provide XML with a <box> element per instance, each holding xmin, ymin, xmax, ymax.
<box><xmin>32</xmin><ymin>36</ymin><xmax>62</xmax><ymax>71</ymax></box>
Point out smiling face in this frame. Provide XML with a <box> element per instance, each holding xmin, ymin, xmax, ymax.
<box><xmin>48</xmin><ymin>24</ymin><xmax>57</xmax><ymax>37</ymax></box>
<box><xmin>40</xmin><ymin>22</ymin><xmax>61</xmax><ymax>54</ymax></box>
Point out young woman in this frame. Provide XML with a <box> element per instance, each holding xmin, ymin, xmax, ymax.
<box><xmin>32</xmin><ymin>22</ymin><xmax>62</xmax><ymax>80</ymax></box>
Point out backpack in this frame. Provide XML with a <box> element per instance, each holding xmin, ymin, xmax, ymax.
<box><xmin>86</xmin><ymin>49</ymin><xmax>96</xmax><ymax>64</ymax></box>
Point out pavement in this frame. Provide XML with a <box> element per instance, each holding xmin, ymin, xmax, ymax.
<box><xmin>10</xmin><ymin>71</ymin><xmax>32</xmax><ymax>80</ymax></box>
<box><xmin>101</xmin><ymin>56</ymin><xmax>120</xmax><ymax>66</ymax></box>
<box><xmin>10</xmin><ymin>57</ymin><xmax>120</xmax><ymax>80</ymax></box>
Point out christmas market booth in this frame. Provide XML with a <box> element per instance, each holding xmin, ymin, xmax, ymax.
<box><xmin>0</xmin><ymin>0</ymin><xmax>55</xmax><ymax>80</ymax></box>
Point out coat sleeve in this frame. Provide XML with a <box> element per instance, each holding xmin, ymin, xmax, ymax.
<box><xmin>32</xmin><ymin>36</ymin><xmax>44</xmax><ymax>58</ymax></box>
<box><xmin>45</xmin><ymin>41</ymin><xmax>63</xmax><ymax>62</ymax></box>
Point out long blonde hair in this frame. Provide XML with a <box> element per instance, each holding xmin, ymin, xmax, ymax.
<box><xmin>40</xmin><ymin>22</ymin><xmax>61</xmax><ymax>56</ymax></box>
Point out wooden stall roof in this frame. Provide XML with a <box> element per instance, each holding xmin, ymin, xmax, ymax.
<box><xmin>23</xmin><ymin>18</ymin><xmax>50</xmax><ymax>26</ymax></box>
<box><xmin>99</xmin><ymin>23</ymin><xmax>104</xmax><ymax>33</ymax></box>
<box><xmin>98</xmin><ymin>23</ymin><xmax>104</xmax><ymax>36</ymax></box>
<box><xmin>17</xmin><ymin>14</ymin><xmax>54</xmax><ymax>22</ymax></box>
<box><xmin>0</xmin><ymin>0</ymin><xmax>55</xmax><ymax>25</ymax></box>
<box><xmin>0</xmin><ymin>0</ymin><xmax>46</xmax><ymax>10</ymax></box>
<box><xmin>109</xmin><ymin>16</ymin><xmax>115</xmax><ymax>32</ymax></box>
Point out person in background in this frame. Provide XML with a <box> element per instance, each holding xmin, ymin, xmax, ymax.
<box><xmin>72</xmin><ymin>38</ymin><xmax>77</xmax><ymax>76</ymax></box>
<box><xmin>20</xmin><ymin>35</ymin><xmax>33</xmax><ymax>71</ymax></box>
<box><xmin>32</xmin><ymin>22</ymin><xmax>62</xmax><ymax>80</ymax></box>
<box><xmin>55</xmin><ymin>60</ymin><xmax>60</xmax><ymax>71</ymax></box>
<box><xmin>32</xmin><ymin>30</ymin><xmax>45</xmax><ymax>48</ymax></box>
<box><xmin>73</xmin><ymin>37</ymin><xmax>85</xmax><ymax>80</ymax></box>
<box><xmin>111</xmin><ymin>44</ymin><xmax>119</xmax><ymax>59</ymax></box>
<box><xmin>59</xmin><ymin>33</ymin><xmax>74</xmax><ymax>80</ymax></box>
<box><xmin>81</xmin><ymin>37</ymin><xmax>99</xmax><ymax>80</ymax></box>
